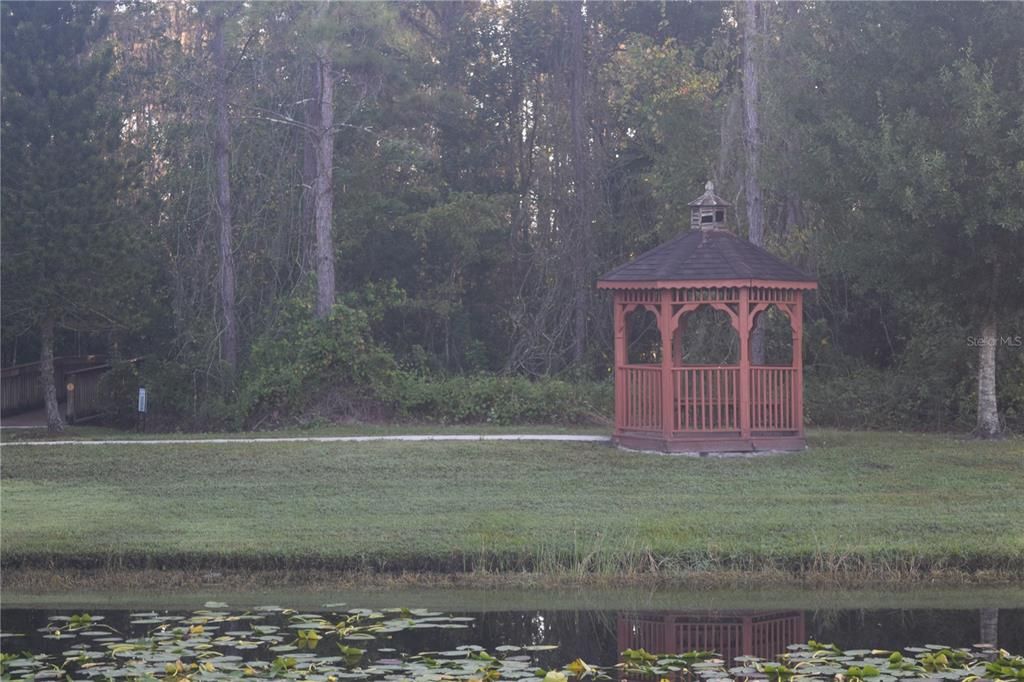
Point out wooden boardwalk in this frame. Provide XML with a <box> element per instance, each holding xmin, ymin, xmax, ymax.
<box><xmin>1</xmin><ymin>355</ymin><xmax>111</xmax><ymax>426</ymax></box>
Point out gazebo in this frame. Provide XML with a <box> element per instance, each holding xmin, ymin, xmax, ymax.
<box><xmin>617</xmin><ymin>610</ymin><xmax>806</xmax><ymax>664</ymax></box>
<box><xmin>597</xmin><ymin>182</ymin><xmax>817</xmax><ymax>453</ymax></box>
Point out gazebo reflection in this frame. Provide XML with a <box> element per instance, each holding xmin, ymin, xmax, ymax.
<box><xmin>617</xmin><ymin>610</ymin><xmax>806</xmax><ymax>665</ymax></box>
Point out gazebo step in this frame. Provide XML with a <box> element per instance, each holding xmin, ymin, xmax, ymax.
<box><xmin>613</xmin><ymin>430</ymin><xmax>806</xmax><ymax>454</ymax></box>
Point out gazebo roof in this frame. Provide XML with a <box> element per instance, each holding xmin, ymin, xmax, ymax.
<box><xmin>598</xmin><ymin>228</ymin><xmax>816</xmax><ymax>285</ymax></box>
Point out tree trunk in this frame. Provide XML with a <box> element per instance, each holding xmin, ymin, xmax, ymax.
<box><xmin>211</xmin><ymin>12</ymin><xmax>238</xmax><ymax>371</ymax></box>
<box><xmin>976</xmin><ymin>318</ymin><xmax>1000</xmax><ymax>438</ymax></box>
<box><xmin>40</xmin><ymin>316</ymin><xmax>65</xmax><ymax>434</ymax></box>
<box><xmin>979</xmin><ymin>608</ymin><xmax>998</xmax><ymax>647</ymax></box>
<box><xmin>568</xmin><ymin>1</ymin><xmax>591</xmax><ymax>367</ymax></box>
<box><xmin>717</xmin><ymin>90</ymin><xmax>742</xmax><ymax>188</ymax></box>
<box><xmin>313</xmin><ymin>53</ymin><xmax>336</xmax><ymax>319</ymax></box>
<box><xmin>302</xmin><ymin>60</ymin><xmax>321</xmax><ymax>276</ymax></box>
<box><xmin>742</xmin><ymin>0</ymin><xmax>766</xmax><ymax>365</ymax></box>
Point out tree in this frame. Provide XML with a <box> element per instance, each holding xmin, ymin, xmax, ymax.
<box><xmin>772</xmin><ymin>2</ymin><xmax>1024</xmax><ymax>436</ymax></box>
<box><xmin>310</xmin><ymin>2</ymin><xmax>336</xmax><ymax>319</ymax></box>
<box><xmin>567</xmin><ymin>1</ymin><xmax>592</xmax><ymax>366</ymax></box>
<box><xmin>273</xmin><ymin>2</ymin><xmax>402</xmax><ymax>319</ymax></box>
<box><xmin>741</xmin><ymin>0</ymin><xmax>767</xmax><ymax>364</ymax></box>
<box><xmin>2</xmin><ymin>1</ymin><xmax>145</xmax><ymax>432</ymax></box>
<box><xmin>209</xmin><ymin>6</ymin><xmax>239</xmax><ymax>371</ymax></box>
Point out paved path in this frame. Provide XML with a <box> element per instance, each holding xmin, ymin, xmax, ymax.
<box><xmin>0</xmin><ymin>434</ymin><xmax>612</xmax><ymax>447</ymax></box>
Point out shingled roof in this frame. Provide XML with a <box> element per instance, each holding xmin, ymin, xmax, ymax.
<box><xmin>598</xmin><ymin>229</ymin><xmax>816</xmax><ymax>284</ymax></box>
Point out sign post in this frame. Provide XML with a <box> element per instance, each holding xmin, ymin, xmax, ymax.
<box><xmin>137</xmin><ymin>387</ymin><xmax>147</xmax><ymax>432</ymax></box>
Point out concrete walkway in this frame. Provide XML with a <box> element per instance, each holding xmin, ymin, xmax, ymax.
<box><xmin>0</xmin><ymin>434</ymin><xmax>612</xmax><ymax>447</ymax></box>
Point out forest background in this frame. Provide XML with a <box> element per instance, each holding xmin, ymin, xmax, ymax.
<box><xmin>3</xmin><ymin>1</ymin><xmax>1023</xmax><ymax>435</ymax></box>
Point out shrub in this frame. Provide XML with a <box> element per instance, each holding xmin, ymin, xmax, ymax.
<box><xmin>237</xmin><ymin>300</ymin><xmax>399</xmax><ymax>426</ymax></box>
<box><xmin>393</xmin><ymin>374</ymin><xmax>612</xmax><ymax>425</ymax></box>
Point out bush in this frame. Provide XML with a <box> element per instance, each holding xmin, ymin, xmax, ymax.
<box><xmin>237</xmin><ymin>300</ymin><xmax>399</xmax><ymax>426</ymax></box>
<box><xmin>97</xmin><ymin>358</ymin><xmax>241</xmax><ymax>431</ymax></box>
<box><xmin>806</xmin><ymin>363</ymin><xmax>974</xmax><ymax>432</ymax></box>
<box><xmin>96</xmin><ymin>359</ymin><xmax>143</xmax><ymax>427</ymax></box>
<box><xmin>393</xmin><ymin>374</ymin><xmax>612</xmax><ymax>425</ymax></box>
<box><xmin>805</xmin><ymin>322</ymin><xmax>1024</xmax><ymax>433</ymax></box>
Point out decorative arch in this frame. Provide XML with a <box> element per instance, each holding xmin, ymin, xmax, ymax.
<box><xmin>674</xmin><ymin>303</ymin><xmax>740</xmax><ymax>366</ymax></box>
<box><xmin>623</xmin><ymin>304</ymin><xmax>662</xmax><ymax>365</ymax></box>
<box><xmin>749</xmin><ymin>303</ymin><xmax>796</xmax><ymax>366</ymax></box>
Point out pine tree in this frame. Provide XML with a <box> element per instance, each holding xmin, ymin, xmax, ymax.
<box><xmin>2</xmin><ymin>2</ymin><xmax>145</xmax><ymax>432</ymax></box>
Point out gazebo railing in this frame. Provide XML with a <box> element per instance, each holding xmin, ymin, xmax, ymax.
<box><xmin>618</xmin><ymin>611</ymin><xmax>806</xmax><ymax>667</ymax></box>
<box><xmin>619</xmin><ymin>365</ymin><xmax>799</xmax><ymax>435</ymax></box>
<box><xmin>620</xmin><ymin>365</ymin><xmax>662</xmax><ymax>430</ymax></box>
<box><xmin>750</xmin><ymin>366</ymin><xmax>798</xmax><ymax>431</ymax></box>
<box><xmin>673</xmin><ymin>366</ymin><xmax>739</xmax><ymax>432</ymax></box>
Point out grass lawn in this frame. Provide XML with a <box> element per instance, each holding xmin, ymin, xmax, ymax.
<box><xmin>1</xmin><ymin>429</ymin><xmax>1021</xmax><ymax>582</ymax></box>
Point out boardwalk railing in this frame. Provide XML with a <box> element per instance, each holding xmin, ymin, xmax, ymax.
<box><xmin>1</xmin><ymin>355</ymin><xmax>109</xmax><ymax>417</ymax></box>
<box><xmin>65</xmin><ymin>364</ymin><xmax>112</xmax><ymax>423</ymax></box>
<box><xmin>1</xmin><ymin>363</ymin><xmax>46</xmax><ymax>414</ymax></box>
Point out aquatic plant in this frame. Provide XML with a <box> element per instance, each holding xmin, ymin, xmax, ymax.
<box><xmin>1</xmin><ymin>604</ymin><xmax>1020</xmax><ymax>681</ymax></box>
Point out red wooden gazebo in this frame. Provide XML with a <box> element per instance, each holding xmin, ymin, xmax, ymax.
<box><xmin>598</xmin><ymin>183</ymin><xmax>817</xmax><ymax>453</ymax></box>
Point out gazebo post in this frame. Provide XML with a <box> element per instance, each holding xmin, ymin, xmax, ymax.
<box><xmin>793</xmin><ymin>293</ymin><xmax>804</xmax><ymax>438</ymax></box>
<box><xmin>738</xmin><ymin>286</ymin><xmax>752</xmax><ymax>440</ymax></box>
<box><xmin>672</xmin><ymin>317</ymin><xmax>685</xmax><ymax>365</ymax></box>
<box><xmin>660</xmin><ymin>289</ymin><xmax>674</xmax><ymax>441</ymax></box>
<box><xmin>613</xmin><ymin>292</ymin><xmax>626</xmax><ymax>435</ymax></box>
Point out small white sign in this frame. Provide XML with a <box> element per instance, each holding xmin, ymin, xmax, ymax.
<box><xmin>138</xmin><ymin>387</ymin><xmax>147</xmax><ymax>413</ymax></box>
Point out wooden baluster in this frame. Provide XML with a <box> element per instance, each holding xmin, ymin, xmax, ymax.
<box><xmin>770</xmin><ymin>368</ymin><xmax>778</xmax><ymax>428</ymax></box>
<box><xmin>700</xmin><ymin>369</ymin><xmax>707</xmax><ymax>430</ymax></box>
<box><xmin>684</xmin><ymin>368</ymin><xmax>692</xmax><ymax>428</ymax></box>
<box><xmin>641</xmin><ymin>370</ymin><xmax>647</xmax><ymax>428</ymax></box>
<box><xmin>716</xmin><ymin>368</ymin><xmax>722</xmax><ymax>430</ymax></box>
<box><xmin>643</xmin><ymin>370</ymin><xmax>648</xmax><ymax>428</ymax></box>
<box><xmin>675</xmin><ymin>370</ymin><xmax>681</xmax><ymax>431</ymax></box>
<box><xmin>759</xmin><ymin>370</ymin><xmax>765</xmax><ymax>430</ymax></box>
<box><xmin>638</xmin><ymin>370</ymin><xmax>643</xmax><ymax>428</ymax></box>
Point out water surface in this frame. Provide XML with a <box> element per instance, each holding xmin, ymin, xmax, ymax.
<box><xmin>3</xmin><ymin>604</ymin><xmax>1021</xmax><ymax>666</ymax></box>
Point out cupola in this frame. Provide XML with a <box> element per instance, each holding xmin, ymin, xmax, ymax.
<box><xmin>688</xmin><ymin>181</ymin><xmax>730</xmax><ymax>231</ymax></box>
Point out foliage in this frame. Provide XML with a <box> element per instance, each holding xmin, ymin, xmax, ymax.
<box><xmin>394</xmin><ymin>375</ymin><xmax>612</xmax><ymax>426</ymax></box>
<box><xmin>238</xmin><ymin>299</ymin><xmax>399</xmax><ymax>426</ymax></box>
<box><xmin>0</xmin><ymin>2</ymin><xmax>151</xmax><ymax>341</ymax></box>
<box><xmin>601</xmin><ymin>33</ymin><xmax>719</xmax><ymax>235</ymax></box>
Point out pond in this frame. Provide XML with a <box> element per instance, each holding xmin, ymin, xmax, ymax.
<box><xmin>2</xmin><ymin>590</ymin><xmax>1022</xmax><ymax>679</ymax></box>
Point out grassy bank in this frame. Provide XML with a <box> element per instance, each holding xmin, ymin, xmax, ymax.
<box><xmin>1</xmin><ymin>429</ymin><xmax>1021</xmax><ymax>584</ymax></box>
<box><xmin>3</xmin><ymin>577</ymin><xmax>1022</xmax><ymax>611</ymax></box>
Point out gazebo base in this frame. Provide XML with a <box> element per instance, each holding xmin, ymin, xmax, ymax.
<box><xmin>613</xmin><ymin>430</ymin><xmax>806</xmax><ymax>454</ymax></box>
